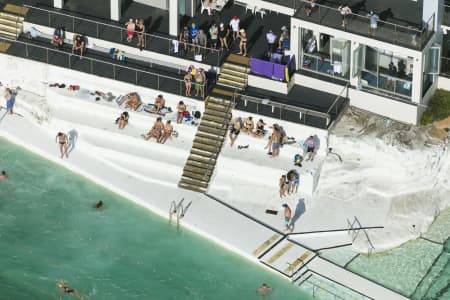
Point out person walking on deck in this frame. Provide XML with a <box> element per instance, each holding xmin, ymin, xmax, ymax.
<box><xmin>4</xmin><ymin>87</ymin><xmax>14</xmax><ymax>115</ymax></box>
<box><xmin>56</xmin><ymin>132</ymin><xmax>69</xmax><ymax>159</ymax></box>
<box><xmin>282</xmin><ymin>203</ymin><xmax>292</xmax><ymax>232</ymax></box>
<box><xmin>229</xmin><ymin>118</ymin><xmax>241</xmax><ymax>147</ymax></box>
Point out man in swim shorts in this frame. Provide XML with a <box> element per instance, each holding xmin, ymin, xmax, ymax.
<box><xmin>229</xmin><ymin>118</ymin><xmax>241</xmax><ymax>147</ymax></box>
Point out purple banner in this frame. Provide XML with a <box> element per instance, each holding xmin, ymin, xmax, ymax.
<box><xmin>250</xmin><ymin>58</ymin><xmax>274</xmax><ymax>78</ymax></box>
<box><xmin>273</xmin><ymin>64</ymin><xmax>286</xmax><ymax>81</ymax></box>
<box><xmin>250</xmin><ymin>56</ymin><xmax>296</xmax><ymax>82</ymax></box>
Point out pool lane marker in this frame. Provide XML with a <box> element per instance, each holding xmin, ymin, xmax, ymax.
<box><xmin>252</xmin><ymin>233</ymin><xmax>281</xmax><ymax>257</ymax></box>
<box><xmin>267</xmin><ymin>242</ymin><xmax>294</xmax><ymax>264</ymax></box>
<box><xmin>284</xmin><ymin>251</ymin><xmax>312</xmax><ymax>274</ymax></box>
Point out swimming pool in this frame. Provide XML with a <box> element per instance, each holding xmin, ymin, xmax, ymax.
<box><xmin>0</xmin><ymin>137</ymin><xmax>316</xmax><ymax>300</ymax></box>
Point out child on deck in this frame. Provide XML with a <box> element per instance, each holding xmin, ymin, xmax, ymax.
<box><xmin>279</xmin><ymin>175</ymin><xmax>287</xmax><ymax>198</ymax></box>
<box><xmin>305</xmin><ymin>135</ymin><xmax>316</xmax><ymax>161</ymax></box>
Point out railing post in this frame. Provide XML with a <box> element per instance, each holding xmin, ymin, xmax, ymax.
<box><xmin>90</xmin><ymin>59</ymin><xmax>93</xmax><ymax>73</ymax></box>
<box><xmin>96</xmin><ymin>23</ymin><xmax>99</xmax><ymax>38</ymax></box>
<box><xmin>113</xmin><ymin>64</ymin><xmax>116</xmax><ymax>80</ymax></box>
<box><xmin>48</xmin><ymin>12</ymin><xmax>51</xmax><ymax>27</ymax></box>
<box><xmin>72</xmin><ymin>16</ymin><xmax>75</xmax><ymax>33</ymax></box>
<box><xmin>120</xmin><ymin>29</ymin><xmax>123</xmax><ymax>43</ymax></box>
<box><xmin>135</xmin><ymin>70</ymin><xmax>138</xmax><ymax>84</ymax></box>
<box><xmin>157</xmin><ymin>76</ymin><xmax>160</xmax><ymax>89</ymax></box>
<box><xmin>25</xmin><ymin>43</ymin><xmax>28</xmax><ymax>57</ymax></box>
<box><xmin>46</xmin><ymin>48</ymin><xmax>49</xmax><ymax>63</ymax></box>
<box><xmin>69</xmin><ymin>54</ymin><xmax>71</xmax><ymax>67</ymax></box>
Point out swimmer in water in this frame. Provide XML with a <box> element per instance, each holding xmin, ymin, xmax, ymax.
<box><xmin>257</xmin><ymin>283</ymin><xmax>272</xmax><ymax>294</ymax></box>
<box><xmin>0</xmin><ymin>170</ymin><xmax>8</xmax><ymax>180</ymax></box>
<box><xmin>58</xmin><ymin>282</ymin><xmax>85</xmax><ymax>299</ymax></box>
<box><xmin>94</xmin><ymin>200</ymin><xmax>103</xmax><ymax>209</ymax></box>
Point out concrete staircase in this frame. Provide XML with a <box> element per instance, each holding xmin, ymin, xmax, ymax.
<box><xmin>217</xmin><ymin>54</ymin><xmax>250</xmax><ymax>91</ymax></box>
<box><xmin>178</xmin><ymin>88</ymin><xmax>234</xmax><ymax>193</ymax></box>
<box><xmin>0</xmin><ymin>4</ymin><xmax>26</xmax><ymax>41</ymax></box>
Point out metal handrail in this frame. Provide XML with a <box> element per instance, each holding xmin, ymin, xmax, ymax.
<box><xmin>23</xmin><ymin>4</ymin><xmax>223</xmax><ymax>57</ymax></box>
<box><xmin>235</xmin><ymin>92</ymin><xmax>330</xmax><ymax>119</ymax></box>
<box><xmin>295</xmin><ymin>0</ymin><xmax>425</xmax><ymax>35</ymax></box>
<box><xmin>2</xmin><ymin>37</ymin><xmax>206</xmax><ymax>95</ymax></box>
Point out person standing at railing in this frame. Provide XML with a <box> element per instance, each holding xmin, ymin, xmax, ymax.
<box><xmin>237</xmin><ymin>29</ymin><xmax>247</xmax><ymax>56</ymax></box>
<box><xmin>136</xmin><ymin>19</ymin><xmax>145</xmax><ymax>51</ymax></box>
<box><xmin>367</xmin><ymin>11</ymin><xmax>379</xmax><ymax>36</ymax></box>
<box><xmin>229</xmin><ymin>15</ymin><xmax>240</xmax><ymax>41</ymax></box>
<box><xmin>304</xmin><ymin>0</ymin><xmax>314</xmax><ymax>17</ymax></box>
<box><xmin>209</xmin><ymin>22</ymin><xmax>219</xmax><ymax>50</ymax></box>
<box><xmin>218</xmin><ymin>23</ymin><xmax>230</xmax><ymax>50</ymax></box>
<box><xmin>189</xmin><ymin>23</ymin><xmax>199</xmax><ymax>52</ymax></box>
<box><xmin>338</xmin><ymin>4</ymin><xmax>352</xmax><ymax>29</ymax></box>
<box><xmin>125</xmin><ymin>19</ymin><xmax>136</xmax><ymax>43</ymax></box>
<box><xmin>197</xmin><ymin>29</ymin><xmax>208</xmax><ymax>57</ymax></box>
<box><xmin>266</xmin><ymin>30</ymin><xmax>277</xmax><ymax>57</ymax></box>
<box><xmin>179</xmin><ymin>24</ymin><xmax>191</xmax><ymax>53</ymax></box>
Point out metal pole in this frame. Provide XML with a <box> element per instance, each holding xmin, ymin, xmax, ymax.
<box><xmin>135</xmin><ymin>70</ymin><xmax>138</xmax><ymax>84</ymax></box>
<box><xmin>90</xmin><ymin>59</ymin><xmax>93</xmax><ymax>73</ymax></box>
<box><xmin>72</xmin><ymin>17</ymin><xmax>75</xmax><ymax>32</ymax></box>
<box><xmin>113</xmin><ymin>65</ymin><xmax>116</xmax><ymax>80</ymax></box>
<box><xmin>25</xmin><ymin>44</ymin><xmax>28</xmax><ymax>57</ymax></box>
<box><xmin>120</xmin><ymin>29</ymin><xmax>123</xmax><ymax>43</ymax></box>
<box><xmin>96</xmin><ymin>23</ymin><xmax>99</xmax><ymax>38</ymax></box>
<box><xmin>48</xmin><ymin>12</ymin><xmax>51</xmax><ymax>27</ymax></box>
<box><xmin>157</xmin><ymin>76</ymin><xmax>160</xmax><ymax>89</ymax></box>
<box><xmin>46</xmin><ymin>48</ymin><xmax>49</xmax><ymax>63</ymax></box>
<box><xmin>69</xmin><ymin>54</ymin><xmax>71</xmax><ymax>68</ymax></box>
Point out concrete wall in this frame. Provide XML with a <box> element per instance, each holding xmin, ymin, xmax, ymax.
<box><xmin>438</xmin><ymin>75</ymin><xmax>450</xmax><ymax>89</ymax></box>
<box><xmin>349</xmin><ymin>89</ymin><xmax>418</xmax><ymax>124</ymax></box>
<box><xmin>134</xmin><ymin>0</ymin><xmax>168</xmax><ymax>10</ymax></box>
<box><xmin>247</xmin><ymin>74</ymin><xmax>288</xmax><ymax>94</ymax></box>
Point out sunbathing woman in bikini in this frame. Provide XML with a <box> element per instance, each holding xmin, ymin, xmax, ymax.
<box><xmin>145</xmin><ymin>117</ymin><xmax>164</xmax><ymax>141</ymax></box>
<box><xmin>150</xmin><ymin>95</ymin><xmax>165</xmax><ymax>114</ymax></box>
<box><xmin>176</xmin><ymin>101</ymin><xmax>186</xmax><ymax>123</ymax></box>
<box><xmin>252</xmin><ymin>119</ymin><xmax>266</xmax><ymax>137</ymax></box>
<box><xmin>159</xmin><ymin>120</ymin><xmax>173</xmax><ymax>144</ymax></box>
<box><xmin>56</xmin><ymin>132</ymin><xmax>69</xmax><ymax>159</ymax></box>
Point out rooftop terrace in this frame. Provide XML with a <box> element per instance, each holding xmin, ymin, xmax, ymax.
<box><xmin>293</xmin><ymin>0</ymin><xmax>434</xmax><ymax>50</ymax></box>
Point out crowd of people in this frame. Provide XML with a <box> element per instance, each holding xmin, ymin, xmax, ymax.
<box><xmin>279</xmin><ymin>169</ymin><xmax>300</xmax><ymax>198</ymax></box>
<box><xmin>228</xmin><ymin>116</ymin><xmax>267</xmax><ymax>147</ymax></box>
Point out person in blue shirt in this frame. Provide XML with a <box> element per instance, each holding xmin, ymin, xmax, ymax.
<box><xmin>189</xmin><ymin>23</ymin><xmax>199</xmax><ymax>51</ymax></box>
<box><xmin>367</xmin><ymin>11</ymin><xmax>379</xmax><ymax>36</ymax></box>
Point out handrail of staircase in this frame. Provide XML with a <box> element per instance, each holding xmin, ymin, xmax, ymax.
<box><xmin>23</xmin><ymin>4</ymin><xmax>223</xmax><ymax>66</ymax></box>
<box><xmin>0</xmin><ymin>37</ymin><xmax>206</xmax><ymax>92</ymax></box>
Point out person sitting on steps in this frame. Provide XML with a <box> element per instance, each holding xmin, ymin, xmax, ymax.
<box><xmin>72</xmin><ymin>34</ymin><xmax>85</xmax><ymax>58</ymax></box>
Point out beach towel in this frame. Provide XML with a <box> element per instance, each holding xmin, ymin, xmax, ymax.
<box><xmin>115</xmin><ymin>95</ymin><xmax>125</xmax><ymax>106</ymax></box>
<box><xmin>143</xmin><ymin>104</ymin><xmax>172</xmax><ymax>116</ymax></box>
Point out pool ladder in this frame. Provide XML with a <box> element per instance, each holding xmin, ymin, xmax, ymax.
<box><xmin>169</xmin><ymin>198</ymin><xmax>186</xmax><ymax>227</ymax></box>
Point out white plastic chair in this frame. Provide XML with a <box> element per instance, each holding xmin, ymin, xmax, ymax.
<box><xmin>201</xmin><ymin>1</ymin><xmax>210</xmax><ymax>15</ymax></box>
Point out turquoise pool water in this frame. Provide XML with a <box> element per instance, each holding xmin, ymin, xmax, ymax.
<box><xmin>0</xmin><ymin>138</ymin><xmax>315</xmax><ymax>300</ymax></box>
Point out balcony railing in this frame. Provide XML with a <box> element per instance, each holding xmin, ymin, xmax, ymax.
<box><xmin>23</xmin><ymin>5</ymin><xmax>226</xmax><ymax>66</ymax></box>
<box><xmin>294</xmin><ymin>0</ymin><xmax>434</xmax><ymax>50</ymax></box>
<box><xmin>441</xmin><ymin>56</ymin><xmax>450</xmax><ymax>78</ymax></box>
<box><xmin>1</xmin><ymin>37</ymin><xmax>207</xmax><ymax>100</ymax></box>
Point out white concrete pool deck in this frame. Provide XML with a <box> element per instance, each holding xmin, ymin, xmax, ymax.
<box><xmin>0</xmin><ymin>54</ymin><xmax>410</xmax><ymax>300</ymax></box>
